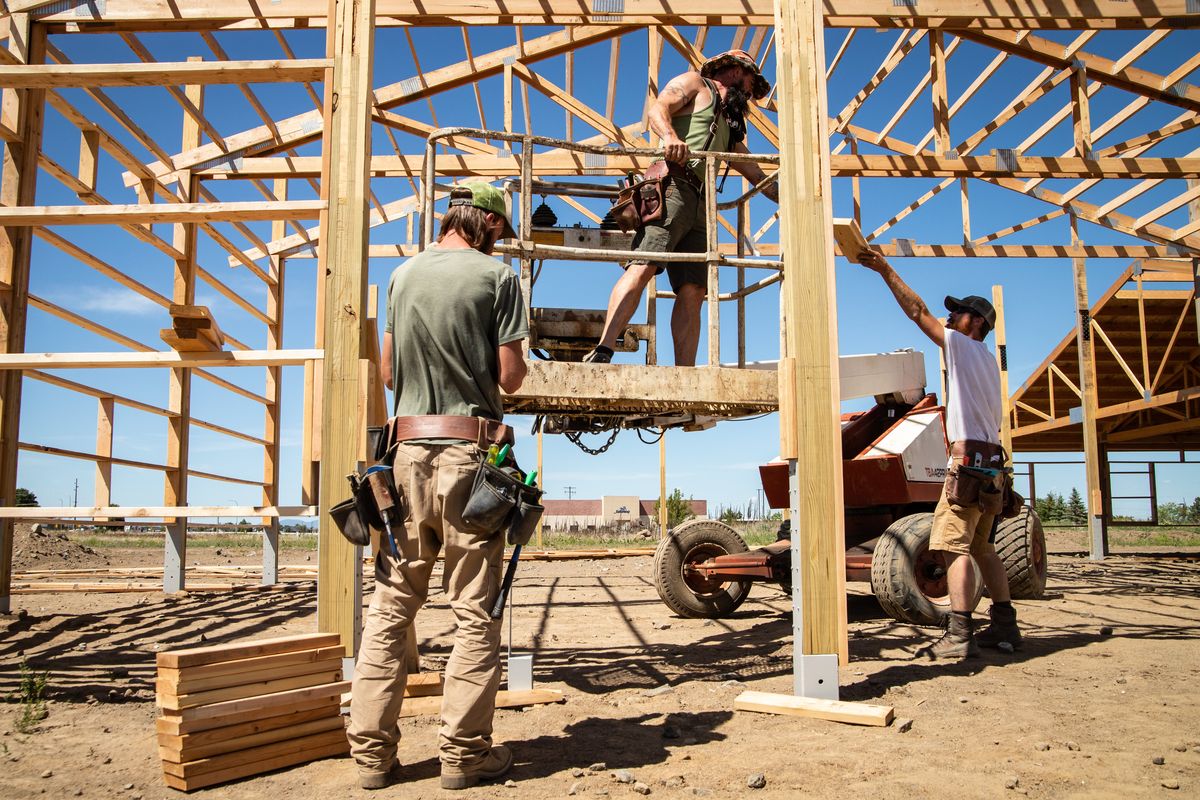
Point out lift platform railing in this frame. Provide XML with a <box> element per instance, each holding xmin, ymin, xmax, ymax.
<box><xmin>421</xmin><ymin>127</ymin><xmax>782</xmax><ymax>368</ymax></box>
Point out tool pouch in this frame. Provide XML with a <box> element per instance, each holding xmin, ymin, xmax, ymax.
<box><xmin>611</xmin><ymin>161</ymin><xmax>670</xmax><ymax>233</ymax></box>
<box><xmin>507</xmin><ymin>483</ymin><xmax>545</xmax><ymax>546</ymax></box>
<box><xmin>978</xmin><ymin>474</ymin><xmax>1004</xmax><ymax>516</ymax></box>
<box><xmin>462</xmin><ymin>461</ymin><xmax>524</xmax><ymax>534</ymax></box>
<box><xmin>999</xmin><ymin>473</ymin><xmax>1026</xmax><ymax>519</ymax></box>
<box><xmin>331</xmin><ymin>497</ymin><xmax>372</xmax><ymax>546</ymax></box>
<box><xmin>944</xmin><ymin>464</ymin><xmax>983</xmax><ymax>509</ymax></box>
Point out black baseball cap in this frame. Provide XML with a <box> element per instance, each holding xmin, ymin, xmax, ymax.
<box><xmin>944</xmin><ymin>295</ymin><xmax>996</xmax><ymax>329</ymax></box>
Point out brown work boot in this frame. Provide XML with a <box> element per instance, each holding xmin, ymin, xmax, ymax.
<box><xmin>917</xmin><ymin>611</ymin><xmax>980</xmax><ymax>661</ymax></box>
<box><xmin>977</xmin><ymin>602</ymin><xmax>1022</xmax><ymax>650</ymax></box>
<box><xmin>440</xmin><ymin>744</ymin><xmax>513</xmax><ymax>790</ymax></box>
<box><xmin>358</xmin><ymin>762</ymin><xmax>402</xmax><ymax>790</ymax></box>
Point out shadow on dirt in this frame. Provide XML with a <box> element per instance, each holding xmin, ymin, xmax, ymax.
<box><xmin>387</xmin><ymin>711</ymin><xmax>733</xmax><ymax>783</ymax></box>
<box><xmin>0</xmin><ymin>582</ymin><xmax>316</xmax><ymax>701</ymax></box>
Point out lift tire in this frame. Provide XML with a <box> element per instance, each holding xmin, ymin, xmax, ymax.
<box><xmin>993</xmin><ymin>506</ymin><xmax>1047</xmax><ymax>600</ymax></box>
<box><xmin>870</xmin><ymin>512</ymin><xmax>982</xmax><ymax>628</ymax></box>
<box><xmin>654</xmin><ymin>519</ymin><xmax>752</xmax><ymax>619</ymax></box>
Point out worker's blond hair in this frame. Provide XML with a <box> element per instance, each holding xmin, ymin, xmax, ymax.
<box><xmin>438</xmin><ymin>190</ymin><xmax>491</xmax><ymax>250</ymax></box>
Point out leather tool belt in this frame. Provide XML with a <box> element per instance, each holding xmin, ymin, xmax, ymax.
<box><xmin>388</xmin><ymin>415</ymin><xmax>515</xmax><ymax>448</ymax></box>
<box><xmin>949</xmin><ymin>439</ymin><xmax>1007</xmax><ymax>470</ymax></box>
<box><xmin>664</xmin><ymin>160</ymin><xmax>704</xmax><ymax>192</ymax></box>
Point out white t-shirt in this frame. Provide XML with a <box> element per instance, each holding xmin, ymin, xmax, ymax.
<box><xmin>943</xmin><ymin>328</ymin><xmax>1001</xmax><ymax>445</ymax></box>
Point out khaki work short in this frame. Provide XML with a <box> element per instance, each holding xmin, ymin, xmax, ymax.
<box><xmin>929</xmin><ymin>465</ymin><xmax>1001</xmax><ymax>557</ymax></box>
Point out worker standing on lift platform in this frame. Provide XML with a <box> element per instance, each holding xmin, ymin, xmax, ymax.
<box><xmin>856</xmin><ymin>248</ymin><xmax>1024</xmax><ymax>661</ymax></box>
<box><xmin>584</xmin><ymin>49</ymin><xmax>779</xmax><ymax>368</ymax></box>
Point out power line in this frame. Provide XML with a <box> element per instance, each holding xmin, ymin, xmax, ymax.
<box><xmin>564</xmin><ymin>485</ymin><xmax>576</xmax><ymax>501</ymax></box>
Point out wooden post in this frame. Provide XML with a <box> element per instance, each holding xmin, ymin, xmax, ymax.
<box><xmin>95</xmin><ymin>397</ymin><xmax>114</xmax><ymax>513</ymax></box>
<box><xmin>1071</xmin><ymin>216</ymin><xmax>1106</xmax><ymax>560</ymax></box>
<box><xmin>0</xmin><ymin>14</ymin><xmax>45</xmax><ymax>613</ymax></box>
<box><xmin>1189</xmin><ymin>179</ymin><xmax>1199</xmax><ymax>344</ymax></box>
<box><xmin>164</xmin><ymin>56</ymin><xmax>203</xmax><ymax>595</ymax></box>
<box><xmin>658</xmin><ymin>431</ymin><xmax>667</xmax><ymax>538</ymax></box>
<box><xmin>318</xmin><ymin>0</ymin><xmax>376</xmax><ymax>658</ymax></box>
<box><xmin>930</xmin><ymin>31</ymin><xmax>949</xmax><ymax>155</ymax></box>
<box><xmin>1070</xmin><ymin>64</ymin><xmax>1093</xmax><ymax>160</ymax></box>
<box><xmin>775</xmin><ymin>0</ymin><xmax>849</xmax><ymax>676</ymax></box>
<box><xmin>737</xmin><ymin>179</ymin><xmax>748</xmax><ymax>368</ymax></box>
<box><xmin>263</xmin><ymin>178</ymin><xmax>287</xmax><ymax>587</ymax></box>
<box><xmin>991</xmin><ymin>285</ymin><xmax>1012</xmax><ymax>458</ymax></box>
<box><xmin>536</xmin><ymin>427</ymin><xmax>544</xmax><ymax>548</ymax></box>
<box><xmin>705</xmin><ymin>156</ymin><xmax>720</xmax><ymax>366</ymax></box>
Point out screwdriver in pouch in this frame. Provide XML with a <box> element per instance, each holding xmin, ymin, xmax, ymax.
<box><xmin>365</xmin><ymin>466</ymin><xmax>401</xmax><ymax>558</ymax></box>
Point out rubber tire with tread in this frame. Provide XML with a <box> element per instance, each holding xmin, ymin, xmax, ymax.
<box><xmin>993</xmin><ymin>506</ymin><xmax>1047</xmax><ymax>599</ymax></box>
<box><xmin>654</xmin><ymin>519</ymin><xmax>752</xmax><ymax>619</ymax></box>
<box><xmin>870</xmin><ymin>512</ymin><xmax>982</xmax><ymax>627</ymax></box>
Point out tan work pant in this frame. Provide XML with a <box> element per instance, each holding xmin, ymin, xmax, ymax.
<box><xmin>347</xmin><ymin>442</ymin><xmax>505</xmax><ymax>777</ymax></box>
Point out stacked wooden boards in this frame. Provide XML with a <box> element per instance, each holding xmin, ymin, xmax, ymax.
<box><xmin>155</xmin><ymin>633</ymin><xmax>350</xmax><ymax>792</ymax></box>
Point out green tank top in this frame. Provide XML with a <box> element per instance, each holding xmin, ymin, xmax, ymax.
<box><xmin>668</xmin><ymin>78</ymin><xmax>730</xmax><ymax>181</ymax></box>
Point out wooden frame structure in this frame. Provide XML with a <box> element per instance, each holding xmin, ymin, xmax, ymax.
<box><xmin>0</xmin><ymin>4</ymin><xmax>1197</xmax><ymax>677</ymax></box>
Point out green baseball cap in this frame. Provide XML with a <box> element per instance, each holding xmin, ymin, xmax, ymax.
<box><xmin>448</xmin><ymin>181</ymin><xmax>517</xmax><ymax>240</ymax></box>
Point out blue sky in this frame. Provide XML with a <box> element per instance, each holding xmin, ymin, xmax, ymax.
<box><xmin>11</xmin><ymin>24</ymin><xmax>1199</xmax><ymax>520</ymax></box>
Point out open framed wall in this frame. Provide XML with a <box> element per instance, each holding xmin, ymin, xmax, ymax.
<box><xmin>0</xmin><ymin>2</ymin><xmax>1197</xmax><ymax>665</ymax></box>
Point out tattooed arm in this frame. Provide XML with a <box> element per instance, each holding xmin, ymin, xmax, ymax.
<box><xmin>648</xmin><ymin>71</ymin><xmax>704</xmax><ymax>164</ymax></box>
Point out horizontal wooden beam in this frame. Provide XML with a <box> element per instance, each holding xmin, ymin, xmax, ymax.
<box><xmin>0</xmin><ymin>350</ymin><xmax>321</xmax><ymax>370</ymax></box>
<box><xmin>26</xmin><ymin>1</ymin><xmax>1200</xmax><ymax>30</ymax></box>
<box><xmin>832</xmin><ymin>154</ymin><xmax>1200</xmax><ymax>180</ymax></box>
<box><xmin>0</xmin><ymin>201</ymin><xmax>324</xmax><ymax>226</ymax></box>
<box><xmin>0</xmin><ymin>59</ymin><xmax>330</xmax><ymax>88</ymax></box>
<box><xmin>205</xmin><ymin>153</ymin><xmax>1200</xmax><ymax>181</ymax></box>
<box><xmin>0</xmin><ymin>505</ymin><xmax>318</xmax><ymax>519</ymax></box>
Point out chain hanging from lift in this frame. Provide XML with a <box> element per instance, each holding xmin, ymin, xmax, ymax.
<box><xmin>564</xmin><ymin>426</ymin><xmax>620</xmax><ymax>455</ymax></box>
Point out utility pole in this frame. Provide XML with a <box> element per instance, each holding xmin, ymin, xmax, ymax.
<box><xmin>564</xmin><ymin>486</ymin><xmax>576</xmax><ymax>501</ymax></box>
<box><xmin>73</xmin><ymin>477</ymin><xmax>78</xmax><ymax>506</ymax></box>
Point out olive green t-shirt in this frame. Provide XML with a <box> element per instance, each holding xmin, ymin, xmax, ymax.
<box><xmin>385</xmin><ymin>243</ymin><xmax>529</xmax><ymax>422</ymax></box>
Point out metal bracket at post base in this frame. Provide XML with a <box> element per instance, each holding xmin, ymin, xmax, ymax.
<box><xmin>795</xmin><ymin>653</ymin><xmax>839</xmax><ymax>701</ymax></box>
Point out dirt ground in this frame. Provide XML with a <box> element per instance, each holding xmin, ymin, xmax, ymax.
<box><xmin>2</xmin><ymin>531</ymin><xmax>1199</xmax><ymax>799</ymax></box>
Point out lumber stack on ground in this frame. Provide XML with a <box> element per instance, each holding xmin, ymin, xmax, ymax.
<box><xmin>155</xmin><ymin>633</ymin><xmax>350</xmax><ymax>791</ymax></box>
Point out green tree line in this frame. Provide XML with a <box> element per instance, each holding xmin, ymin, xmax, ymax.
<box><xmin>1035</xmin><ymin>490</ymin><xmax>1200</xmax><ymax>525</ymax></box>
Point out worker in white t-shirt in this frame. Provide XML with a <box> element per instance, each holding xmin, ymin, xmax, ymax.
<box><xmin>857</xmin><ymin>248</ymin><xmax>1022</xmax><ymax>660</ymax></box>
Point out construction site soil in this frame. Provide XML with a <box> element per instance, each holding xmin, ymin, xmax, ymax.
<box><xmin>2</xmin><ymin>528</ymin><xmax>1199</xmax><ymax>799</ymax></box>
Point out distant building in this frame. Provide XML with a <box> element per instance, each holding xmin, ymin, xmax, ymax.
<box><xmin>541</xmin><ymin>495</ymin><xmax>708</xmax><ymax>531</ymax></box>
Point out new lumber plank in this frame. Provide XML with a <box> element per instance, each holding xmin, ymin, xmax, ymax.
<box><xmin>157</xmin><ymin>633</ymin><xmax>341</xmax><ymax>669</ymax></box>
<box><xmin>734</xmin><ymin>690</ymin><xmax>894</xmax><ymax>726</ymax></box>
<box><xmin>156</xmin><ymin>681</ymin><xmax>351</xmax><ymax>734</ymax></box>
<box><xmin>156</xmin><ymin>662</ymin><xmax>343</xmax><ymax>705</ymax></box>
<box><xmin>155</xmin><ymin>700</ymin><xmax>340</xmax><ymax>739</ymax></box>
<box><xmin>0</xmin><ymin>200</ymin><xmax>324</xmax><ymax>226</ymax></box>
<box><xmin>403</xmin><ymin>671</ymin><xmax>445</xmax><ymax>698</ymax></box>
<box><xmin>161</xmin><ymin>727</ymin><xmax>348</xmax><ymax>779</ymax></box>
<box><xmin>0</xmin><ymin>349</ymin><xmax>321</xmax><ymax>370</ymax></box>
<box><xmin>398</xmin><ymin>688</ymin><xmax>565</xmax><ymax>718</ymax></box>
<box><xmin>157</xmin><ymin>702</ymin><xmax>338</xmax><ymax>747</ymax></box>
<box><xmin>158</xmin><ymin>645</ymin><xmax>345</xmax><ymax>686</ymax></box>
<box><xmin>158</xmin><ymin>715</ymin><xmax>344</xmax><ymax>763</ymax></box>
<box><xmin>162</xmin><ymin>737</ymin><xmax>348</xmax><ymax>792</ymax></box>
<box><xmin>0</xmin><ymin>59</ymin><xmax>330</xmax><ymax>88</ymax></box>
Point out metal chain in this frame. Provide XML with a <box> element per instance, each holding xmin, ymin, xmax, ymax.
<box><xmin>565</xmin><ymin>426</ymin><xmax>620</xmax><ymax>455</ymax></box>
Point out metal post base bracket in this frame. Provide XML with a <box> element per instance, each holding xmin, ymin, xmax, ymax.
<box><xmin>795</xmin><ymin>653</ymin><xmax>839</xmax><ymax>701</ymax></box>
